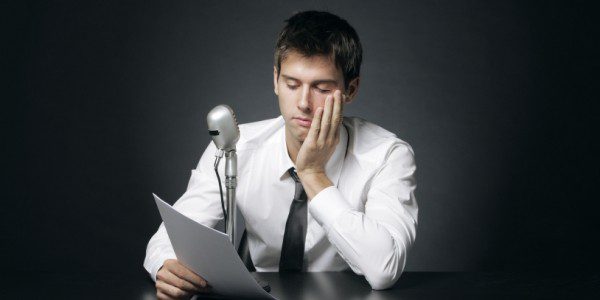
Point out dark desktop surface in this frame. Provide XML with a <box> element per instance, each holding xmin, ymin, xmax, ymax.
<box><xmin>3</xmin><ymin>270</ymin><xmax>599</xmax><ymax>299</ymax></box>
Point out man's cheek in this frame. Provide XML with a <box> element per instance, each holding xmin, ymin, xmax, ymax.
<box><xmin>313</xmin><ymin>96</ymin><xmax>327</xmax><ymax>110</ymax></box>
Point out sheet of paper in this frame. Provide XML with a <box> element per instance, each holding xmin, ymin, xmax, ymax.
<box><xmin>153</xmin><ymin>194</ymin><xmax>276</xmax><ymax>299</ymax></box>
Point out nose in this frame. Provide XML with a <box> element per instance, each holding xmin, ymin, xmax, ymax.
<box><xmin>297</xmin><ymin>86</ymin><xmax>312</xmax><ymax>113</ymax></box>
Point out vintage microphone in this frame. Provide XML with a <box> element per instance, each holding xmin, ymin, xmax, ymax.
<box><xmin>206</xmin><ymin>105</ymin><xmax>271</xmax><ymax>292</ymax></box>
<box><xmin>206</xmin><ymin>105</ymin><xmax>240</xmax><ymax>245</ymax></box>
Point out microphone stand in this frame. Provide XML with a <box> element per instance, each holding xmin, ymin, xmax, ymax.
<box><xmin>225</xmin><ymin>149</ymin><xmax>237</xmax><ymax>246</ymax></box>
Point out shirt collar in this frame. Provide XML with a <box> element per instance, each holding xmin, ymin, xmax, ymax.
<box><xmin>277</xmin><ymin>117</ymin><xmax>348</xmax><ymax>188</ymax></box>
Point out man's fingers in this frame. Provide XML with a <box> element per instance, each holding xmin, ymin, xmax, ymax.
<box><xmin>156</xmin><ymin>280</ymin><xmax>192</xmax><ymax>299</ymax></box>
<box><xmin>157</xmin><ymin>291</ymin><xmax>175</xmax><ymax>300</ymax></box>
<box><xmin>318</xmin><ymin>95</ymin><xmax>333</xmax><ymax>145</ymax></box>
<box><xmin>307</xmin><ymin>106</ymin><xmax>323</xmax><ymax>143</ymax></box>
<box><xmin>157</xmin><ymin>291</ymin><xmax>176</xmax><ymax>300</ymax></box>
<box><xmin>160</xmin><ymin>270</ymin><xmax>201</xmax><ymax>293</ymax></box>
<box><xmin>168</xmin><ymin>261</ymin><xmax>207</xmax><ymax>288</ymax></box>
<box><xmin>329</xmin><ymin>91</ymin><xmax>343</xmax><ymax>141</ymax></box>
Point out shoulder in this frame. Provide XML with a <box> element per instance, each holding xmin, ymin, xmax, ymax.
<box><xmin>236</xmin><ymin>116</ymin><xmax>284</xmax><ymax>151</ymax></box>
<box><xmin>343</xmin><ymin>116</ymin><xmax>415</xmax><ymax>171</ymax></box>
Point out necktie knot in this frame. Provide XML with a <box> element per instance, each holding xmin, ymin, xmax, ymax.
<box><xmin>288</xmin><ymin>168</ymin><xmax>300</xmax><ymax>183</ymax></box>
<box><xmin>288</xmin><ymin>168</ymin><xmax>306</xmax><ymax>202</ymax></box>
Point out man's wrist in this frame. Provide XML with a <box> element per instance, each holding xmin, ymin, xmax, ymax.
<box><xmin>297</xmin><ymin>171</ymin><xmax>333</xmax><ymax>200</ymax></box>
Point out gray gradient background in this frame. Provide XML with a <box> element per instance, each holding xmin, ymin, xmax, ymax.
<box><xmin>6</xmin><ymin>0</ymin><xmax>598</xmax><ymax>275</ymax></box>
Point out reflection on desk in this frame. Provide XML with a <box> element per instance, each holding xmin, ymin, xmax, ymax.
<box><xmin>3</xmin><ymin>270</ymin><xmax>599</xmax><ymax>299</ymax></box>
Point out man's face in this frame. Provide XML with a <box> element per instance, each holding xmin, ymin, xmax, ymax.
<box><xmin>274</xmin><ymin>51</ymin><xmax>347</xmax><ymax>144</ymax></box>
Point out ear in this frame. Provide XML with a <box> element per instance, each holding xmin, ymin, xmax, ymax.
<box><xmin>273</xmin><ymin>66</ymin><xmax>279</xmax><ymax>96</ymax></box>
<box><xmin>344</xmin><ymin>77</ymin><xmax>360</xmax><ymax>104</ymax></box>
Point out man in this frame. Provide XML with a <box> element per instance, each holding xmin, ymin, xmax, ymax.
<box><xmin>144</xmin><ymin>10</ymin><xmax>418</xmax><ymax>299</ymax></box>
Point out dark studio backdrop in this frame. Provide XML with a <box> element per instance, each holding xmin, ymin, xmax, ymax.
<box><xmin>5</xmin><ymin>0</ymin><xmax>599</xmax><ymax>278</ymax></box>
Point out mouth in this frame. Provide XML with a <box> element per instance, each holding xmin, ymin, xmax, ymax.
<box><xmin>293</xmin><ymin>117</ymin><xmax>312</xmax><ymax>128</ymax></box>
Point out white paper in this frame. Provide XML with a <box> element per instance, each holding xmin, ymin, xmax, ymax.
<box><xmin>153</xmin><ymin>194</ymin><xmax>276</xmax><ymax>299</ymax></box>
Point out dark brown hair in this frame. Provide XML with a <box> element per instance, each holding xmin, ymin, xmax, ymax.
<box><xmin>274</xmin><ymin>11</ymin><xmax>363</xmax><ymax>89</ymax></box>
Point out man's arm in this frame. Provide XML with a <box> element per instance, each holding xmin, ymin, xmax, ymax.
<box><xmin>143</xmin><ymin>140</ymin><xmax>225</xmax><ymax>280</ymax></box>
<box><xmin>307</xmin><ymin>144</ymin><xmax>417</xmax><ymax>290</ymax></box>
<box><xmin>296</xmin><ymin>90</ymin><xmax>418</xmax><ymax>289</ymax></box>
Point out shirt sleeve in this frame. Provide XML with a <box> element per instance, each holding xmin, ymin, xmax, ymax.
<box><xmin>308</xmin><ymin>142</ymin><xmax>418</xmax><ymax>290</ymax></box>
<box><xmin>143</xmin><ymin>141</ymin><xmax>226</xmax><ymax>281</ymax></box>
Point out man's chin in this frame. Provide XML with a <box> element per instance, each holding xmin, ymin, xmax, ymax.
<box><xmin>297</xmin><ymin>130</ymin><xmax>308</xmax><ymax>141</ymax></box>
<box><xmin>285</xmin><ymin>123</ymin><xmax>308</xmax><ymax>143</ymax></box>
<box><xmin>294</xmin><ymin>134</ymin><xmax>307</xmax><ymax>145</ymax></box>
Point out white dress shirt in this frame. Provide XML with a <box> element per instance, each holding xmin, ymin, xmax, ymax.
<box><xmin>144</xmin><ymin>115</ymin><xmax>418</xmax><ymax>290</ymax></box>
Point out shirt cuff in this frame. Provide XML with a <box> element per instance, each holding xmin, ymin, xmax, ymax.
<box><xmin>147</xmin><ymin>251</ymin><xmax>177</xmax><ymax>282</ymax></box>
<box><xmin>308</xmin><ymin>186</ymin><xmax>352</xmax><ymax>232</ymax></box>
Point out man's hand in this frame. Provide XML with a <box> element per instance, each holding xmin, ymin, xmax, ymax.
<box><xmin>295</xmin><ymin>90</ymin><xmax>344</xmax><ymax>199</ymax></box>
<box><xmin>156</xmin><ymin>259</ymin><xmax>211</xmax><ymax>300</ymax></box>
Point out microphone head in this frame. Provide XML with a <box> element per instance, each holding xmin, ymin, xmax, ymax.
<box><xmin>207</xmin><ymin>104</ymin><xmax>240</xmax><ymax>151</ymax></box>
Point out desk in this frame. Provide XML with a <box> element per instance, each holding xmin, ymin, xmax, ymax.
<box><xmin>4</xmin><ymin>271</ymin><xmax>599</xmax><ymax>299</ymax></box>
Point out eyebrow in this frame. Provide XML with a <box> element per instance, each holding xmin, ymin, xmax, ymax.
<box><xmin>280</xmin><ymin>74</ymin><xmax>339</xmax><ymax>85</ymax></box>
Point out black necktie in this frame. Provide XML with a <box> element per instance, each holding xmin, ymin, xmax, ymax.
<box><xmin>279</xmin><ymin>168</ymin><xmax>308</xmax><ymax>272</ymax></box>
